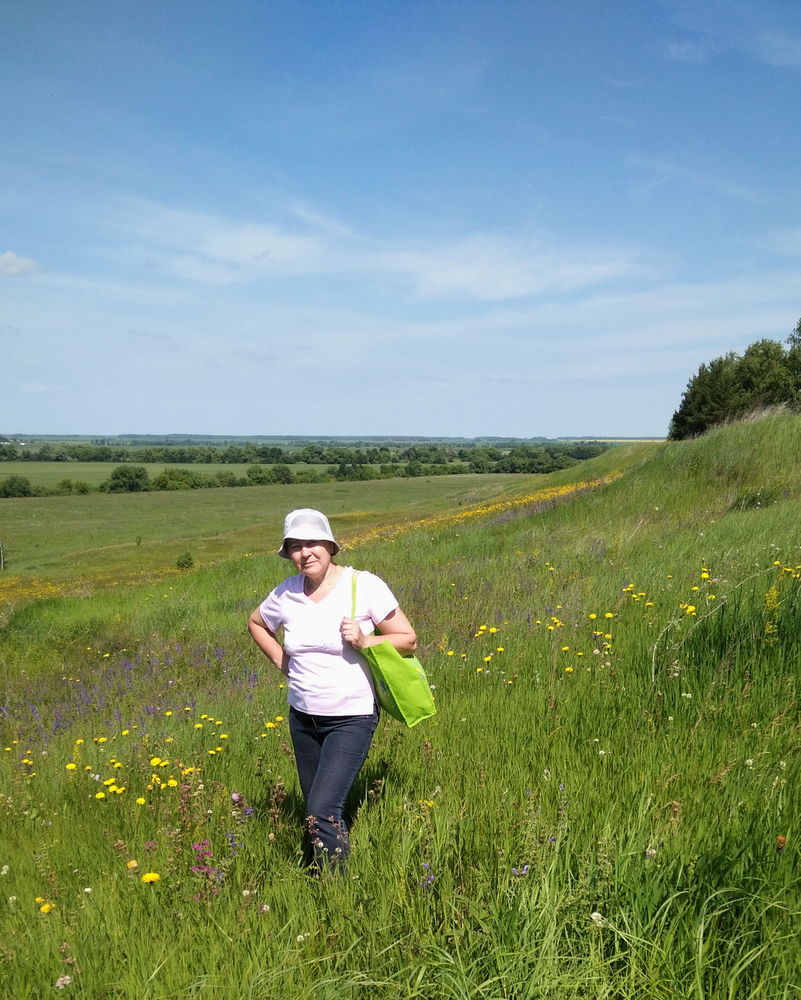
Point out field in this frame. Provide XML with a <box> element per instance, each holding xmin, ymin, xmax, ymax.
<box><xmin>0</xmin><ymin>461</ymin><xmax>269</xmax><ymax>488</ymax></box>
<box><xmin>1</xmin><ymin>413</ymin><xmax>799</xmax><ymax>998</ymax></box>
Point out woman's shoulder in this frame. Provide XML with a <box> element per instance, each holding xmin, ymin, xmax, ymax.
<box><xmin>266</xmin><ymin>574</ymin><xmax>305</xmax><ymax>599</ymax></box>
<box><xmin>347</xmin><ymin>566</ymin><xmax>393</xmax><ymax>592</ymax></box>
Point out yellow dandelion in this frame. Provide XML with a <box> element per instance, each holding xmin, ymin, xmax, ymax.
<box><xmin>136</xmin><ymin>797</ymin><xmax>146</xmax><ymax>805</ymax></box>
<box><xmin>65</xmin><ymin>763</ymin><xmax>77</xmax><ymax>771</ymax></box>
<box><xmin>39</xmin><ymin>902</ymin><xmax>56</xmax><ymax>914</ymax></box>
<box><xmin>141</xmin><ymin>872</ymin><xmax>161</xmax><ymax>883</ymax></box>
<box><xmin>94</xmin><ymin>792</ymin><xmax>106</xmax><ymax>800</ymax></box>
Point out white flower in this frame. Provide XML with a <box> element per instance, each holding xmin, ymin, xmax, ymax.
<box><xmin>83</xmin><ymin>887</ymin><xmax>92</xmax><ymax>894</ymax></box>
<box><xmin>745</xmin><ymin>759</ymin><xmax>754</xmax><ymax>768</ymax></box>
<box><xmin>0</xmin><ymin>865</ymin><xmax>9</xmax><ymax>876</ymax></box>
<box><xmin>590</xmin><ymin>911</ymin><xmax>605</xmax><ymax>925</ymax></box>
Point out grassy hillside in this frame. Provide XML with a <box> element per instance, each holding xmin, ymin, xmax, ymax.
<box><xmin>0</xmin><ymin>413</ymin><xmax>798</xmax><ymax>998</ymax></box>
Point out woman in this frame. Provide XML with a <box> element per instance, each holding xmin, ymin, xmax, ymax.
<box><xmin>248</xmin><ymin>508</ymin><xmax>417</xmax><ymax>870</ymax></box>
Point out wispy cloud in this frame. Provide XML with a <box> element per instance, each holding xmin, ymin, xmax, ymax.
<box><xmin>754</xmin><ymin>30</ymin><xmax>801</xmax><ymax>70</ymax></box>
<box><xmin>109</xmin><ymin>198</ymin><xmax>645</xmax><ymax>302</ymax></box>
<box><xmin>627</xmin><ymin>153</ymin><xmax>760</xmax><ymax>203</ymax></box>
<box><xmin>763</xmin><ymin>227</ymin><xmax>801</xmax><ymax>256</ymax></box>
<box><xmin>0</xmin><ymin>251</ymin><xmax>41</xmax><ymax>276</ymax></box>
<box><xmin>664</xmin><ymin>39</ymin><xmax>716</xmax><ymax>64</ymax></box>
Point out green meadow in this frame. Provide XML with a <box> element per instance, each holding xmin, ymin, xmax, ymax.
<box><xmin>0</xmin><ymin>461</ymin><xmax>271</xmax><ymax>488</ymax></box>
<box><xmin>1</xmin><ymin>413</ymin><xmax>799</xmax><ymax>998</ymax></box>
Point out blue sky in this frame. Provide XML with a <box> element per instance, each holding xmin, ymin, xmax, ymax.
<box><xmin>2</xmin><ymin>0</ymin><xmax>800</xmax><ymax>438</ymax></box>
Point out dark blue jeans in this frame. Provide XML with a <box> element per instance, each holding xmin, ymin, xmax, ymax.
<box><xmin>289</xmin><ymin>704</ymin><xmax>378</xmax><ymax>869</ymax></box>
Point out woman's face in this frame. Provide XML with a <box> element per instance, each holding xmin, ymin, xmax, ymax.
<box><xmin>285</xmin><ymin>539</ymin><xmax>334</xmax><ymax>577</ymax></box>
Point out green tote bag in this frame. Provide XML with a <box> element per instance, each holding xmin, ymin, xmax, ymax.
<box><xmin>351</xmin><ymin>572</ymin><xmax>436</xmax><ymax>728</ymax></box>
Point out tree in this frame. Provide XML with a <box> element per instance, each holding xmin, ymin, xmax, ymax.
<box><xmin>667</xmin><ymin>325</ymin><xmax>801</xmax><ymax>440</ymax></box>
<box><xmin>104</xmin><ymin>465</ymin><xmax>150</xmax><ymax>492</ymax></box>
<box><xmin>0</xmin><ymin>474</ymin><xmax>33</xmax><ymax>498</ymax></box>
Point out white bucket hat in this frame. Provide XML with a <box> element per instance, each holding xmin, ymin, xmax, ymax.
<box><xmin>278</xmin><ymin>508</ymin><xmax>340</xmax><ymax>559</ymax></box>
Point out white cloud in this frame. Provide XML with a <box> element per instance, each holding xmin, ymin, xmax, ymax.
<box><xmin>763</xmin><ymin>228</ymin><xmax>801</xmax><ymax>256</ymax></box>
<box><xmin>664</xmin><ymin>39</ymin><xmax>716</xmax><ymax>63</ymax></box>
<box><xmin>0</xmin><ymin>251</ymin><xmax>40</xmax><ymax>276</ymax></box>
<box><xmin>626</xmin><ymin>154</ymin><xmax>760</xmax><ymax>203</ymax></box>
<box><xmin>754</xmin><ymin>31</ymin><xmax>801</xmax><ymax>70</ymax></box>
<box><xmin>109</xmin><ymin>198</ymin><xmax>644</xmax><ymax>301</ymax></box>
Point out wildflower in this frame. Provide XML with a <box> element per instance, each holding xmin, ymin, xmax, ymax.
<box><xmin>83</xmin><ymin>887</ymin><xmax>92</xmax><ymax>893</ymax></box>
<box><xmin>94</xmin><ymin>792</ymin><xmax>106</xmax><ymax>800</ymax></box>
<box><xmin>0</xmin><ymin>866</ymin><xmax>8</xmax><ymax>876</ymax></box>
<box><xmin>39</xmin><ymin>902</ymin><xmax>56</xmax><ymax>913</ymax></box>
<box><xmin>136</xmin><ymin>797</ymin><xmax>146</xmax><ymax>805</ymax></box>
<box><xmin>564</xmin><ymin>666</ymin><xmax>574</xmax><ymax>673</ymax></box>
<box><xmin>604</xmin><ymin>613</ymin><xmax>614</xmax><ymax>619</ymax></box>
<box><xmin>511</xmin><ymin>865</ymin><xmax>530</xmax><ymax>876</ymax></box>
<box><xmin>265</xmin><ymin>722</ymin><xmax>276</xmax><ymax>729</ymax></box>
<box><xmin>149</xmin><ymin>758</ymin><xmax>162</xmax><ymax>767</ymax></box>
<box><xmin>590</xmin><ymin>911</ymin><xmax>605</xmax><ymax>926</ymax></box>
<box><xmin>65</xmin><ymin>763</ymin><xmax>77</xmax><ymax>771</ymax></box>
<box><xmin>54</xmin><ymin>975</ymin><xmax>72</xmax><ymax>989</ymax></box>
<box><xmin>776</xmin><ymin>835</ymin><xmax>787</xmax><ymax>852</ymax></box>
<box><xmin>127</xmin><ymin>860</ymin><xmax>140</xmax><ymax>871</ymax></box>
<box><xmin>141</xmin><ymin>872</ymin><xmax>161</xmax><ymax>883</ymax></box>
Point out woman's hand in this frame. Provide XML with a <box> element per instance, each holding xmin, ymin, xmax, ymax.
<box><xmin>340</xmin><ymin>617</ymin><xmax>366</xmax><ymax>650</ymax></box>
<box><xmin>341</xmin><ymin>608</ymin><xmax>417</xmax><ymax>656</ymax></box>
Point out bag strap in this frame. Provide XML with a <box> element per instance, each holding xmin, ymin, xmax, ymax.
<box><xmin>350</xmin><ymin>569</ymin><xmax>359</xmax><ymax>619</ymax></box>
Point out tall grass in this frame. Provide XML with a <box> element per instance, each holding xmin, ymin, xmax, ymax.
<box><xmin>1</xmin><ymin>414</ymin><xmax>799</xmax><ymax>998</ymax></box>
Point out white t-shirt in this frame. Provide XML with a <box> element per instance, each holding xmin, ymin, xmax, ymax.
<box><xmin>259</xmin><ymin>566</ymin><xmax>398</xmax><ymax>716</ymax></box>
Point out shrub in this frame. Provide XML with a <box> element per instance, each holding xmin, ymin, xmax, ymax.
<box><xmin>175</xmin><ymin>552</ymin><xmax>194</xmax><ymax>570</ymax></box>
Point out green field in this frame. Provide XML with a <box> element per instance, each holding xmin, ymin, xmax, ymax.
<box><xmin>0</xmin><ymin>471</ymin><xmax>618</xmax><ymax>593</ymax></box>
<box><xmin>1</xmin><ymin>414</ymin><xmax>799</xmax><ymax>998</ymax></box>
<box><xmin>0</xmin><ymin>461</ymin><xmax>297</xmax><ymax>488</ymax></box>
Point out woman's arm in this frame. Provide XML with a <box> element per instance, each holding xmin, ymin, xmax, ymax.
<box><xmin>247</xmin><ymin>609</ymin><xmax>290</xmax><ymax>675</ymax></box>
<box><xmin>341</xmin><ymin>606</ymin><xmax>417</xmax><ymax>656</ymax></box>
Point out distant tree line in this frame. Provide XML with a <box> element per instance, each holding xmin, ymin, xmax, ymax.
<box><xmin>0</xmin><ymin>441</ymin><xmax>608</xmax><ymax>467</ymax></box>
<box><xmin>669</xmin><ymin>320</ymin><xmax>801</xmax><ymax>440</ymax></box>
<box><xmin>0</xmin><ymin>442</ymin><xmax>610</xmax><ymax>497</ymax></box>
